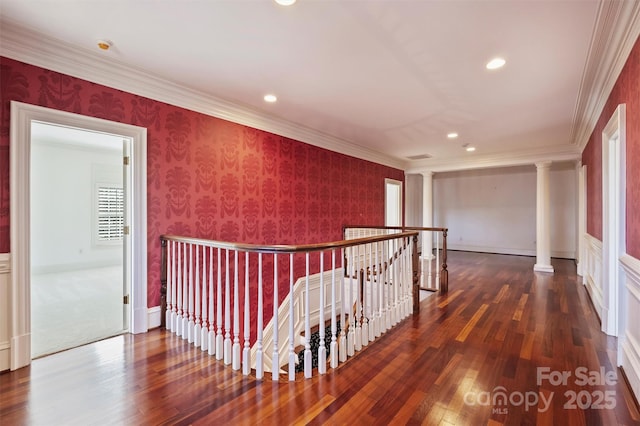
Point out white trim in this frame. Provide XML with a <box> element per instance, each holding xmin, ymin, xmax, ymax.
<box><xmin>583</xmin><ymin>233</ymin><xmax>604</xmax><ymax>321</ymax></box>
<box><xmin>384</xmin><ymin>178</ymin><xmax>403</xmax><ymax>227</ymax></box>
<box><xmin>573</xmin><ymin>1</ymin><xmax>640</xmax><ymax>151</ymax></box>
<box><xmin>407</xmin><ymin>144</ymin><xmax>581</xmax><ymax>174</ymax></box>
<box><xmin>445</xmin><ymin>244</ymin><xmax>574</xmax><ymax>259</ymax></box>
<box><xmin>0</xmin><ymin>254</ymin><xmax>10</xmax><ymax>372</ymax></box>
<box><xmin>0</xmin><ymin>19</ymin><xmax>405</xmax><ymax>171</ymax></box>
<box><xmin>9</xmin><ymin>101</ymin><xmax>147</xmax><ymax>370</ymax></box>
<box><xmin>601</xmin><ymin>104</ymin><xmax>626</xmax><ymax>336</ymax></box>
<box><xmin>147</xmin><ymin>306</ymin><xmax>162</xmax><ymax>330</ymax></box>
<box><xmin>620</xmin><ymin>253</ymin><xmax>640</xmax><ymax>401</ymax></box>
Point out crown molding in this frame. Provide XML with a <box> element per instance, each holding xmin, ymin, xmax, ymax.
<box><xmin>405</xmin><ymin>144</ymin><xmax>581</xmax><ymax>174</ymax></box>
<box><xmin>571</xmin><ymin>0</ymin><xmax>640</xmax><ymax>152</ymax></box>
<box><xmin>0</xmin><ymin>18</ymin><xmax>407</xmax><ymax>171</ymax></box>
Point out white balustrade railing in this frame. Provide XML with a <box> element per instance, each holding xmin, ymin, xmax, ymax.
<box><xmin>344</xmin><ymin>226</ymin><xmax>448</xmax><ymax>293</ymax></box>
<box><xmin>161</xmin><ymin>231</ymin><xmax>419</xmax><ymax>381</ymax></box>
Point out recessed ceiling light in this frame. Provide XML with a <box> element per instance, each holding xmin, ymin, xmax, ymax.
<box><xmin>447</xmin><ymin>132</ymin><xmax>458</xmax><ymax>139</ymax></box>
<box><xmin>264</xmin><ymin>94</ymin><xmax>277</xmax><ymax>103</ymax></box>
<box><xmin>466</xmin><ymin>146</ymin><xmax>476</xmax><ymax>152</ymax></box>
<box><xmin>486</xmin><ymin>57</ymin><xmax>506</xmax><ymax>70</ymax></box>
<box><xmin>275</xmin><ymin>0</ymin><xmax>296</xmax><ymax>5</ymax></box>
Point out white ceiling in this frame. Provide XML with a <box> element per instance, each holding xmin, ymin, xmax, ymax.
<box><xmin>1</xmin><ymin>0</ymin><xmax>638</xmax><ymax>171</ymax></box>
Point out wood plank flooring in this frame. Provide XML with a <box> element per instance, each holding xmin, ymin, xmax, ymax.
<box><xmin>2</xmin><ymin>251</ymin><xmax>639</xmax><ymax>425</ymax></box>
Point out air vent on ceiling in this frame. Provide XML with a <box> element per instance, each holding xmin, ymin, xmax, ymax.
<box><xmin>406</xmin><ymin>154</ymin><xmax>432</xmax><ymax>160</ymax></box>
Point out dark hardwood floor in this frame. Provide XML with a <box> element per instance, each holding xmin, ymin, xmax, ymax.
<box><xmin>2</xmin><ymin>251</ymin><xmax>639</xmax><ymax>425</ymax></box>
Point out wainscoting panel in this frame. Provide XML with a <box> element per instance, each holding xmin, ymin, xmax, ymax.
<box><xmin>620</xmin><ymin>253</ymin><xmax>640</xmax><ymax>402</ymax></box>
<box><xmin>0</xmin><ymin>254</ymin><xmax>10</xmax><ymax>372</ymax></box>
<box><xmin>583</xmin><ymin>234</ymin><xmax>603</xmax><ymax>320</ymax></box>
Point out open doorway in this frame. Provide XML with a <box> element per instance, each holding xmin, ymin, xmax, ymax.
<box><xmin>10</xmin><ymin>101</ymin><xmax>147</xmax><ymax>370</ymax></box>
<box><xmin>385</xmin><ymin>179</ymin><xmax>403</xmax><ymax>227</ymax></box>
<box><xmin>30</xmin><ymin>122</ymin><xmax>128</xmax><ymax>357</ymax></box>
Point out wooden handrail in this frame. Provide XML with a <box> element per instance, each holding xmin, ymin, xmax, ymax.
<box><xmin>161</xmin><ymin>231</ymin><xmax>418</xmax><ymax>254</ymax></box>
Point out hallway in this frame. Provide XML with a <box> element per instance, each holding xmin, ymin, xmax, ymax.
<box><xmin>1</xmin><ymin>251</ymin><xmax>638</xmax><ymax>425</ymax></box>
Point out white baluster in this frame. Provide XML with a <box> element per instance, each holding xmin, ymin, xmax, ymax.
<box><xmin>304</xmin><ymin>253</ymin><xmax>312</xmax><ymax>378</ymax></box>
<box><xmin>232</xmin><ymin>250</ymin><xmax>241</xmax><ymax>370</ymax></box>
<box><xmin>393</xmin><ymin>238</ymin><xmax>399</xmax><ymax>325</ymax></box>
<box><xmin>243</xmin><ymin>252</ymin><xmax>250</xmax><ymax>375</ymax></box>
<box><xmin>208</xmin><ymin>247</ymin><xmax>215</xmax><ymax>356</ymax></box>
<box><xmin>420</xmin><ymin>230</ymin><xmax>426</xmax><ymax>288</ymax></box>
<box><xmin>175</xmin><ymin>242</ymin><xmax>182</xmax><ymax>336</ymax></box>
<box><xmin>365</xmin><ymin>242</ymin><xmax>373</xmax><ymax>345</ymax></box>
<box><xmin>330</xmin><ymin>249</ymin><xmax>338</xmax><ymax>369</ymax></box>
<box><xmin>385</xmin><ymin>239</ymin><xmax>392</xmax><ymax>330</ymax></box>
<box><xmin>165</xmin><ymin>240</ymin><xmax>172</xmax><ymax>330</ymax></box>
<box><xmin>272</xmin><ymin>254</ymin><xmax>279</xmax><ymax>381</ymax></box>
<box><xmin>339</xmin><ymin>248</ymin><xmax>347</xmax><ymax>363</ymax></box>
<box><xmin>375</xmin><ymin>240</ymin><xmax>381</xmax><ymax>338</ymax></box>
<box><xmin>318</xmin><ymin>251</ymin><xmax>326</xmax><ymax>374</ymax></box>
<box><xmin>288</xmin><ymin>253</ymin><xmax>296</xmax><ymax>381</ymax></box>
<box><xmin>435</xmin><ymin>231</ymin><xmax>440</xmax><ymax>292</ymax></box>
<box><xmin>256</xmin><ymin>253</ymin><xmax>264</xmax><ymax>380</ymax></box>
<box><xmin>347</xmin><ymin>247</ymin><xmax>355</xmax><ymax>357</ymax></box>
<box><xmin>201</xmin><ymin>246</ymin><xmax>208</xmax><ymax>351</ymax></box>
<box><xmin>224</xmin><ymin>249</ymin><xmax>232</xmax><ymax>365</ymax></box>
<box><xmin>354</xmin><ymin>244</ymin><xmax>362</xmax><ymax>352</ymax></box>
<box><xmin>428</xmin><ymin>231</ymin><xmax>433</xmax><ymax>290</ymax></box>
<box><xmin>216</xmin><ymin>248</ymin><xmax>223</xmax><ymax>360</ymax></box>
<box><xmin>171</xmin><ymin>241</ymin><xmax>178</xmax><ymax>332</ymax></box>
<box><xmin>182</xmin><ymin>243</ymin><xmax>189</xmax><ymax>339</ymax></box>
<box><xmin>194</xmin><ymin>245</ymin><xmax>201</xmax><ymax>347</ymax></box>
<box><xmin>187</xmin><ymin>244</ymin><xmax>195</xmax><ymax>342</ymax></box>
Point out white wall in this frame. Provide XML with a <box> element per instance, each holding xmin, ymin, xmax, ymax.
<box><xmin>431</xmin><ymin>163</ymin><xmax>576</xmax><ymax>258</ymax></box>
<box><xmin>31</xmin><ymin>137</ymin><xmax>122</xmax><ymax>272</ymax></box>
<box><xmin>405</xmin><ymin>174</ymin><xmax>423</xmax><ymax>227</ymax></box>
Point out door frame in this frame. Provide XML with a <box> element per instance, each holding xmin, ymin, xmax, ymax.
<box><xmin>384</xmin><ymin>178</ymin><xmax>403</xmax><ymax>227</ymax></box>
<box><xmin>601</xmin><ymin>103</ymin><xmax>626</xmax><ymax>338</ymax></box>
<box><xmin>9</xmin><ymin>101</ymin><xmax>148</xmax><ymax>370</ymax></box>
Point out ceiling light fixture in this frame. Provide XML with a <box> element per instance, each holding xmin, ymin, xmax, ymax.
<box><xmin>486</xmin><ymin>57</ymin><xmax>506</xmax><ymax>70</ymax></box>
<box><xmin>275</xmin><ymin>0</ymin><xmax>297</xmax><ymax>5</ymax></box>
<box><xmin>97</xmin><ymin>39</ymin><xmax>112</xmax><ymax>51</ymax></box>
<box><xmin>447</xmin><ymin>132</ymin><xmax>458</xmax><ymax>139</ymax></box>
<box><xmin>264</xmin><ymin>94</ymin><xmax>278</xmax><ymax>103</ymax></box>
<box><xmin>466</xmin><ymin>146</ymin><xmax>476</xmax><ymax>152</ymax></box>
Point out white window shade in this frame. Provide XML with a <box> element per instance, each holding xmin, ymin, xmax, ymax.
<box><xmin>97</xmin><ymin>186</ymin><xmax>124</xmax><ymax>242</ymax></box>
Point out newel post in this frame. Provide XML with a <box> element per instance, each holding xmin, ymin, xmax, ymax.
<box><xmin>440</xmin><ymin>230</ymin><xmax>448</xmax><ymax>293</ymax></box>
<box><xmin>160</xmin><ymin>237</ymin><xmax>167</xmax><ymax>328</ymax></box>
<box><xmin>412</xmin><ymin>234</ymin><xmax>420</xmax><ymax>314</ymax></box>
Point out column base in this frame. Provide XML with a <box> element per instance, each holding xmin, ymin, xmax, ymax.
<box><xmin>534</xmin><ymin>264</ymin><xmax>554</xmax><ymax>273</ymax></box>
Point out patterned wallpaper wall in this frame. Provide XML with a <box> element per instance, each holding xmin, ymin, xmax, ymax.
<box><xmin>582</xmin><ymin>36</ymin><xmax>640</xmax><ymax>259</ymax></box>
<box><xmin>0</xmin><ymin>56</ymin><xmax>404</xmax><ymax>308</ymax></box>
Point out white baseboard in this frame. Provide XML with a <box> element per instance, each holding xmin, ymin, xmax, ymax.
<box><xmin>147</xmin><ymin>306</ymin><xmax>162</xmax><ymax>329</ymax></box>
<box><xmin>446</xmin><ymin>243</ymin><xmax>575</xmax><ymax>259</ymax></box>
<box><xmin>10</xmin><ymin>333</ymin><xmax>30</xmax><ymax>371</ymax></box>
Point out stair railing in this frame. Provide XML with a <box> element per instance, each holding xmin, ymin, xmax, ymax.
<box><xmin>344</xmin><ymin>226</ymin><xmax>448</xmax><ymax>292</ymax></box>
<box><xmin>160</xmin><ymin>230</ymin><xmax>419</xmax><ymax>381</ymax></box>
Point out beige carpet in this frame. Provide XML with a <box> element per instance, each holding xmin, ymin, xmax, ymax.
<box><xmin>31</xmin><ymin>266</ymin><xmax>125</xmax><ymax>358</ymax></box>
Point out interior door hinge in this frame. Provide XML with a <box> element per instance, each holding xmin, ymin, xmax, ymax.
<box><xmin>124</xmin><ymin>226</ymin><xmax>130</xmax><ymax>235</ymax></box>
<box><xmin>123</xmin><ymin>294</ymin><xmax>130</xmax><ymax>305</ymax></box>
<box><xmin>123</xmin><ymin>156</ymin><xmax>130</xmax><ymax>165</ymax></box>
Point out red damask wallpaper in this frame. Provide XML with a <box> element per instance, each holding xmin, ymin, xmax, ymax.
<box><xmin>582</xmin><ymin>36</ymin><xmax>640</xmax><ymax>259</ymax></box>
<box><xmin>0</xmin><ymin>56</ymin><xmax>404</xmax><ymax>308</ymax></box>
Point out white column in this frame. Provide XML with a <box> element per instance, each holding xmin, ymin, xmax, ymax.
<box><xmin>421</xmin><ymin>171</ymin><xmax>433</xmax><ymax>260</ymax></box>
<box><xmin>534</xmin><ymin>161</ymin><xmax>554</xmax><ymax>273</ymax></box>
